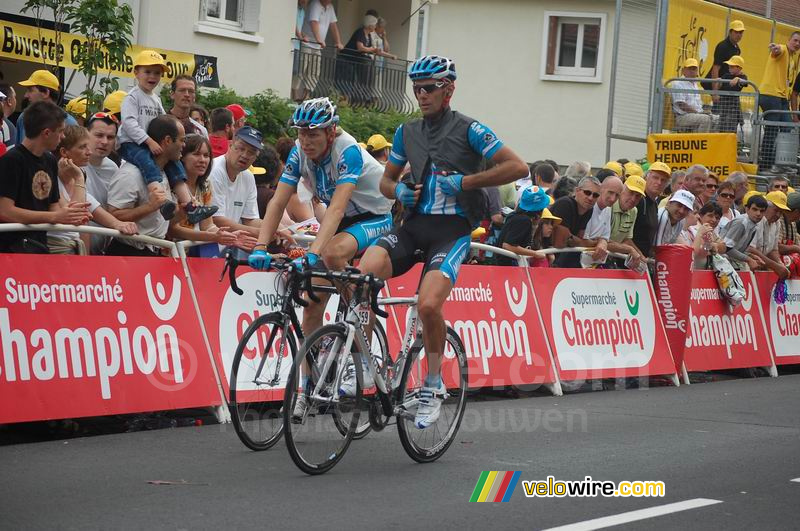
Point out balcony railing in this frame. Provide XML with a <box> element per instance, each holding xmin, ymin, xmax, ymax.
<box><xmin>291</xmin><ymin>42</ymin><xmax>415</xmax><ymax>114</ymax></box>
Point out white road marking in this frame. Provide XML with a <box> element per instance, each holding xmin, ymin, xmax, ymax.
<box><xmin>542</xmin><ymin>498</ymin><xmax>724</xmax><ymax>531</ymax></box>
<box><xmin>790</xmin><ymin>478</ymin><xmax>800</xmax><ymax>483</ymax></box>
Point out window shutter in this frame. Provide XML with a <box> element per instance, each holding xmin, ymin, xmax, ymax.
<box><xmin>199</xmin><ymin>0</ymin><xmax>208</xmax><ymax>20</ymax></box>
<box><xmin>241</xmin><ymin>0</ymin><xmax>261</xmax><ymax>33</ymax></box>
<box><xmin>546</xmin><ymin>16</ymin><xmax>558</xmax><ymax>75</ymax></box>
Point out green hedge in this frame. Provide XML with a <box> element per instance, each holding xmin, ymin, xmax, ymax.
<box><xmin>162</xmin><ymin>86</ymin><xmax>416</xmax><ymax>145</ymax></box>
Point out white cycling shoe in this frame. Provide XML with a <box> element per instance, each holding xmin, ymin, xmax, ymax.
<box><xmin>338</xmin><ymin>357</ymin><xmax>375</xmax><ymax>397</ymax></box>
<box><xmin>414</xmin><ymin>378</ymin><xmax>447</xmax><ymax>429</ymax></box>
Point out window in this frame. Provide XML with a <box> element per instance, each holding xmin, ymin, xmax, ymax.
<box><xmin>541</xmin><ymin>12</ymin><xmax>606</xmax><ymax>83</ymax></box>
<box><xmin>195</xmin><ymin>0</ymin><xmax>262</xmax><ymax>43</ymax></box>
<box><xmin>203</xmin><ymin>0</ymin><xmax>242</xmax><ymax>28</ymax></box>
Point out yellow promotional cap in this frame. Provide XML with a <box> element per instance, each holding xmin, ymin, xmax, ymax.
<box><xmin>625</xmin><ymin>175</ymin><xmax>647</xmax><ymax>196</ymax></box>
<box><xmin>765</xmin><ymin>191</ymin><xmax>790</xmax><ymax>211</ymax></box>
<box><xmin>603</xmin><ymin>161</ymin><xmax>623</xmax><ymax>177</ymax></box>
<box><xmin>729</xmin><ymin>20</ymin><xmax>745</xmax><ymax>32</ymax></box>
<box><xmin>19</xmin><ymin>69</ymin><xmax>60</xmax><ymax>91</ymax></box>
<box><xmin>367</xmin><ymin>134</ymin><xmax>392</xmax><ymax>151</ymax></box>
<box><xmin>65</xmin><ymin>96</ymin><xmax>87</xmax><ymax>116</ymax></box>
<box><xmin>624</xmin><ymin>161</ymin><xmax>644</xmax><ymax>176</ymax></box>
<box><xmin>103</xmin><ymin>90</ymin><xmax>127</xmax><ymax>114</ymax></box>
<box><xmin>683</xmin><ymin>58</ymin><xmax>700</xmax><ymax>69</ymax></box>
<box><xmin>649</xmin><ymin>161</ymin><xmax>672</xmax><ymax>176</ymax></box>
<box><xmin>133</xmin><ymin>49</ymin><xmax>167</xmax><ymax>69</ymax></box>
<box><xmin>724</xmin><ymin>55</ymin><xmax>745</xmax><ymax>68</ymax></box>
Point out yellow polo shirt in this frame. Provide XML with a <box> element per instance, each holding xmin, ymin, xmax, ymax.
<box><xmin>761</xmin><ymin>44</ymin><xmax>800</xmax><ymax>99</ymax></box>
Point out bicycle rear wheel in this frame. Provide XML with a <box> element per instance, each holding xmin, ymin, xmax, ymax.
<box><xmin>284</xmin><ymin>324</ymin><xmax>364</xmax><ymax>475</ymax></box>
<box><xmin>396</xmin><ymin>326</ymin><xmax>468</xmax><ymax>463</ymax></box>
<box><xmin>229</xmin><ymin>313</ymin><xmax>296</xmax><ymax>451</ymax></box>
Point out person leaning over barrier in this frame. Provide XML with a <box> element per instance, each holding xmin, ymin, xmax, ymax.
<box><xmin>633</xmin><ymin>161</ymin><xmax>671</xmax><ymax>258</ymax></box>
<box><xmin>106</xmin><ymin>115</ymin><xmax>184</xmax><ymax>257</ymax></box>
<box><xmin>496</xmin><ymin>185</ymin><xmax>550</xmax><ymax>266</ymax></box>
<box><xmin>719</xmin><ymin>193</ymin><xmax>768</xmax><ymax>271</ymax></box>
<box><xmin>682</xmin><ymin>201</ymin><xmax>726</xmax><ymax>270</ymax></box>
<box><xmin>0</xmin><ymin>101</ymin><xmax>90</xmax><ymax>254</ymax></box>
<box><xmin>655</xmin><ymin>189</ymin><xmax>695</xmax><ymax>246</ymax></box>
<box><xmin>715</xmin><ymin>181</ymin><xmax>740</xmax><ymax>231</ymax></box>
<box><xmin>750</xmin><ymin>191</ymin><xmax>790</xmax><ymax>279</ymax></box>
<box><xmin>718</xmin><ymin>55</ymin><xmax>748</xmax><ymax>133</ymax></box>
<box><xmin>608</xmin><ymin>175</ymin><xmax>646</xmax><ymax>269</ymax></box>
<box><xmin>14</xmin><ymin>70</ymin><xmax>78</xmax><ymax>145</ymax></box>
<box><xmin>550</xmin><ymin>175</ymin><xmax>604</xmax><ymax>268</ymax></box>
<box><xmin>50</xmin><ymin>125</ymin><xmax>137</xmax><ymax>255</ymax></box>
<box><xmin>777</xmin><ymin>191</ymin><xmax>800</xmax><ymax>276</ymax></box>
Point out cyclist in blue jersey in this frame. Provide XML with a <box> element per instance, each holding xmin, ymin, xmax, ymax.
<box><xmin>358</xmin><ymin>55</ymin><xmax>529</xmax><ymax>429</ymax></box>
<box><xmin>249</xmin><ymin>97</ymin><xmax>393</xmax><ymax>417</ymax></box>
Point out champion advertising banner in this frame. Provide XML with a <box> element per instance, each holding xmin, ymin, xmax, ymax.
<box><xmin>186</xmin><ymin>258</ymin><xmax>387</xmax><ymax>401</ymax></box>
<box><xmin>754</xmin><ymin>273</ymin><xmax>800</xmax><ymax>365</ymax></box>
<box><xmin>385</xmin><ymin>264</ymin><xmax>558</xmax><ymax>389</ymax></box>
<box><xmin>0</xmin><ymin>255</ymin><xmax>221</xmax><ymax>424</ymax></box>
<box><xmin>531</xmin><ymin>268</ymin><xmax>677</xmax><ymax>381</ymax></box>
<box><xmin>653</xmin><ymin>245</ymin><xmax>694</xmax><ymax>374</ymax></box>
<box><xmin>0</xmin><ymin>15</ymin><xmax>220</xmax><ymax>87</ymax></box>
<box><xmin>682</xmin><ymin>271</ymin><xmax>775</xmax><ymax>372</ymax></box>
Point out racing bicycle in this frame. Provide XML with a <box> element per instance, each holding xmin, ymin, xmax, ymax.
<box><xmin>220</xmin><ymin>251</ymin><xmax>388</xmax><ymax>451</ymax></box>
<box><xmin>282</xmin><ymin>266</ymin><xmax>469</xmax><ymax>475</ymax></box>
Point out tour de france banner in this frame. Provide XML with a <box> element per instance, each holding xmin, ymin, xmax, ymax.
<box><xmin>0</xmin><ymin>255</ymin><xmax>222</xmax><ymax>424</ymax></box>
<box><xmin>530</xmin><ymin>268</ymin><xmax>677</xmax><ymax>382</ymax></box>
<box><xmin>647</xmin><ymin>133</ymin><xmax>738</xmax><ymax>178</ymax></box>
<box><xmin>385</xmin><ymin>264</ymin><xmax>558</xmax><ymax>390</ymax></box>
<box><xmin>0</xmin><ymin>16</ymin><xmax>220</xmax><ymax>87</ymax></box>
<box><xmin>754</xmin><ymin>274</ymin><xmax>800</xmax><ymax>365</ymax></box>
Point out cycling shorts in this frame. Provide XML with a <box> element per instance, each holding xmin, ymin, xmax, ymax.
<box><xmin>374</xmin><ymin>214</ymin><xmax>472</xmax><ymax>284</ymax></box>
<box><xmin>338</xmin><ymin>212</ymin><xmax>393</xmax><ymax>253</ymax></box>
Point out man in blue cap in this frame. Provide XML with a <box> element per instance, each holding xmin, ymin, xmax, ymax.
<box><xmin>210</xmin><ymin>125</ymin><xmax>265</xmax><ymax>237</ymax></box>
<box><xmin>495</xmin><ymin>185</ymin><xmax>551</xmax><ymax>266</ymax></box>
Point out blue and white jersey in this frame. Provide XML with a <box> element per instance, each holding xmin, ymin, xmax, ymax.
<box><xmin>279</xmin><ymin>129</ymin><xmax>392</xmax><ymax>217</ymax></box>
<box><xmin>388</xmin><ymin>120</ymin><xmax>504</xmax><ymax>216</ymax></box>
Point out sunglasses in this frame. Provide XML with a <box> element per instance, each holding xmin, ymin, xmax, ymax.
<box><xmin>718</xmin><ymin>192</ymin><xmax>735</xmax><ymax>199</ymax></box>
<box><xmin>773</xmin><ymin>184</ymin><xmax>788</xmax><ymax>190</ymax></box>
<box><xmin>581</xmin><ymin>189</ymin><xmax>601</xmax><ymax>199</ymax></box>
<box><xmin>412</xmin><ymin>81</ymin><xmax>446</xmax><ymax>95</ymax></box>
<box><xmin>87</xmin><ymin>111</ymin><xmax>119</xmax><ymax>124</ymax></box>
<box><xmin>705</xmin><ymin>183</ymin><xmax>718</xmax><ymax>189</ymax></box>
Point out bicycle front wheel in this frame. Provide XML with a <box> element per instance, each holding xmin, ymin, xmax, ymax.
<box><xmin>229</xmin><ymin>312</ymin><xmax>295</xmax><ymax>451</ymax></box>
<box><xmin>284</xmin><ymin>324</ymin><xmax>365</xmax><ymax>475</ymax></box>
<box><xmin>397</xmin><ymin>326</ymin><xmax>468</xmax><ymax>463</ymax></box>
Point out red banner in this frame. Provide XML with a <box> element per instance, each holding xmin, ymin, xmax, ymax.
<box><xmin>385</xmin><ymin>264</ymin><xmax>558</xmax><ymax>389</ymax></box>
<box><xmin>754</xmin><ymin>273</ymin><xmax>800</xmax><ymax>365</ymax></box>
<box><xmin>653</xmin><ymin>245</ymin><xmax>694</xmax><ymax>373</ymax></box>
<box><xmin>0</xmin><ymin>255</ymin><xmax>221</xmax><ymax>424</ymax></box>
<box><xmin>531</xmin><ymin>268</ymin><xmax>677</xmax><ymax>381</ymax></box>
<box><xmin>683</xmin><ymin>271</ymin><xmax>774</xmax><ymax>371</ymax></box>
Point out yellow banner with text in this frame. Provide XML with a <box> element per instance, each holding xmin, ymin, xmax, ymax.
<box><xmin>647</xmin><ymin>133</ymin><xmax>738</xmax><ymax>178</ymax></box>
<box><xmin>0</xmin><ymin>17</ymin><xmax>219</xmax><ymax>87</ymax></box>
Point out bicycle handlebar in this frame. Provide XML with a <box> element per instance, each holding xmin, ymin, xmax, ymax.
<box><xmin>220</xmin><ymin>250</ymin><xmax>388</xmax><ymax>317</ymax></box>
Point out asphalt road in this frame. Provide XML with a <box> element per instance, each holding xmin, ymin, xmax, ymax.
<box><xmin>2</xmin><ymin>375</ymin><xmax>799</xmax><ymax>530</ymax></box>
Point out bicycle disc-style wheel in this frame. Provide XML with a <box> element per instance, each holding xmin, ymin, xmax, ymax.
<box><xmin>229</xmin><ymin>313</ymin><xmax>296</xmax><ymax>451</ymax></box>
<box><xmin>397</xmin><ymin>326</ymin><xmax>468</xmax><ymax>463</ymax></box>
<box><xmin>334</xmin><ymin>319</ymin><xmax>390</xmax><ymax>440</ymax></box>
<box><xmin>284</xmin><ymin>324</ymin><xmax>364</xmax><ymax>475</ymax></box>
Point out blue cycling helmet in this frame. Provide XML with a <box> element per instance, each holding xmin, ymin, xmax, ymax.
<box><xmin>409</xmin><ymin>55</ymin><xmax>457</xmax><ymax>81</ymax></box>
<box><xmin>289</xmin><ymin>97</ymin><xmax>339</xmax><ymax>129</ymax></box>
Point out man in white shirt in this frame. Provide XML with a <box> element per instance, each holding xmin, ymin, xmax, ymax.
<box><xmin>106</xmin><ymin>116</ymin><xmax>180</xmax><ymax>256</ymax></box>
<box><xmin>581</xmin><ymin>176</ymin><xmax>621</xmax><ymax>266</ymax></box>
<box><xmin>655</xmin><ymin>189</ymin><xmax>695</xmax><ymax>246</ymax></box>
<box><xmin>299</xmin><ymin>0</ymin><xmax>344</xmax><ymax>97</ymax></box>
<box><xmin>671</xmin><ymin>58</ymin><xmax>713</xmax><ymax>132</ymax></box>
<box><xmin>84</xmin><ymin>112</ymin><xmax>122</xmax><ymax>253</ymax></box>
<box><xmin>210</xmin><ymin>126</ymin><xmax>262</xmax><ymax>237</ymax></box>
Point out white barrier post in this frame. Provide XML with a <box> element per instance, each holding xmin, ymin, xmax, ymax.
<box><xmin>175</xmin><ymin>241</ymin><xmax>232</xmax><ymax>423</ymax></box>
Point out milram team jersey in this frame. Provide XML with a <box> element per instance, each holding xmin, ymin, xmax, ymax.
<box><xmin>387</xmin><ymin>120</ymin><xmax>504</xmax><ymax>216</ymax></box>
<box><xmin>279</xmin><ymin>130</ymin><xmax>391</xmax><ymax>217</ymax></box>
